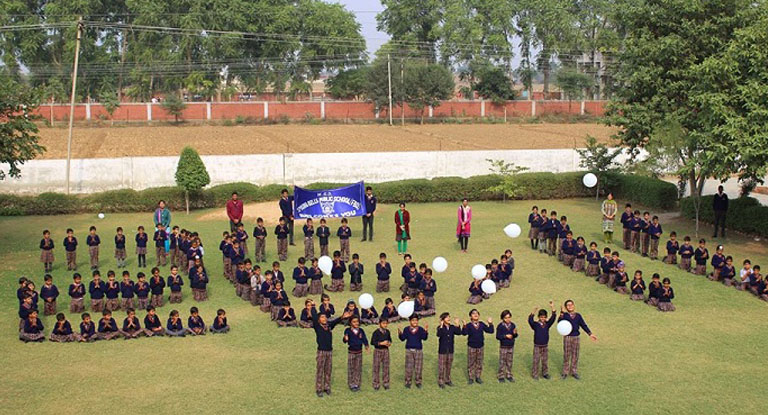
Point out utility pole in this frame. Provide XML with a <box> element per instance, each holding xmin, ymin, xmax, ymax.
<box><xmin>400</xmin><ymin>59</ymin><xmax>404</xmax><ymax>126</ymax></box>
<box><xmin>387</xmin><ymin>54</ymin><xmax>393</xmax><ymax>126</ymax></box>
<box><xmin>65</xmin><ymin>17</ymin><xmax>84</xmax><ymax>195</ymax></box>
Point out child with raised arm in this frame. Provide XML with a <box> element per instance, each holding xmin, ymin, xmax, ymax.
<box><xmin>437</xmin><ymin>312</ymin><xmax>463</xmax><ymax>388</ymax></box>
<box><xmin>310</xmin><ymin>300</ymin><xmax>352</xmax><ymax>397</ymax></box>
<box><xmin>529</xmin><ymin>301</ymin><xmax>557</xmax><ymax>380</ymax></box>
<box><xmin>462</xmin><ymin>309</ymin><xmax>494</xmax><ymax>384</ymax></box>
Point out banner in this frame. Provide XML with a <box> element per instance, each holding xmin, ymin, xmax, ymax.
<box><xmin>293</xmin><ymin>182</ymin><xmax>367</xmax><ymax>219</ymax></box>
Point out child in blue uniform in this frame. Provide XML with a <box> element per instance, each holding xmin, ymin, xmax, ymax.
<box><xmin>528</xmin><ymin>302</ymin><xmax>557</xmax><ymax>379</ymax></box>
<box><xmin>462</xmin><ymin>309</ymin><xmax>494</xmax><ymax>384</ymax></box>
<box><xmin>496</xmin><ymin>310</ymin><xmax>518</xmax><ymax>382</ymax></box>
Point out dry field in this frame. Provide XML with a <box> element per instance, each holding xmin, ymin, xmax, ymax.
<box><xmin>36</xmin><ymin>123</ymin><xmax>617</xmax><ymax>159</ymax></box>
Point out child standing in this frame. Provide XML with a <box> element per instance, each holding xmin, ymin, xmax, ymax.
<box><xmin>376</xmin><ymin>252</ymin><xmax>392</xmax><ymax>293</ymax></box>
<box><xmin>370</xmin><ymin>318</ymin><xmax>392</xmax><ymax>390</ymax></box>
<box><xmin>342</xmin><ymin>316</ymin><xmax>369</xmax><ymax>391</ymax></box>
<box><xmin>694</xmin><ymin>239</ymin><xmax>709</xmax><ymax>275</ymax></box>
<box><xmin>496</xmin><ymin>310</ymin><xmax>518</xmax><ymax>383</ymax></box>
<box><xmin>528</xmin><ymin>206</ymin><xmax>540</xmax><ymax>250</ymax></box>
<box><xmin>436</xmin><ymin>313</ymin><xmax>462</xmax><ymax>388</ymax></box>
<box><xmin>558</xmin><ymin>300</ymin><xmax>597</xmax><ymax>380</ymax></box>
<box><xmin>649</xmin><ymin>216</ymin><xmax>662</xmax><ymax>260</ymax></box>
<box><xmin>63</xmin><ymin>228</ymin><xmax>78</xmax><ymax>270</ymax></box>
<box><xmin>640</xmin><ymin>211</ymin><xmax>651</xmax><ymax>256</ymax></box>
<box><xmin>537</xmin><ymin>209</ymin><xmax>548</xmax><ymax>254</ymax></box>
<box><xmin>620</xmin><ymin>204</ymin><xmax>633</xmax><ymax>250</ymax></box>
<box><xmin>220</xmin><ymin>232</ymin><xmax>232</xmax><ymax>280</ymax></box>
<box><xmin>303</xmin><ymin>218</ymin><xmax>315</xmax><ymax>261</ymax></box>
<box><xmin>664</xmin><ymin>232</ymin><xmax>679</xmax><ymax>264</ymax></box>
<box><xmin>86</xmin><ymin>226</ymin><xmax>101</xmax><ymax>270</ymax></box>
<box><xmin>317</xmin><ymin>218</ymin><xmax>331</xmax><ymax>257</ymax></box>
<box><xmin>169</xmin><ymin>226</ymin><xmax>181</xmax><ymax>268</ymax></box>
<box><xmin>310</xmin><ymin>300</ymin><xmax>351</xmax><ymax>397</ymax></box>
<box><xmin>114</xmin><ymin>227</ymin><xmax>127</xmax><ymax>268</ymax></box>
<box><xmin>629</xmin><ymin>210</ymin><xmax>642</xmax><ymax>253</ymax></box>
<box><xmin>275</xmin><ymin>217</ymin><xmax>289</xmax><ymax>261</ymax></box>
<box><xmin>154</xmin><ymin>224</ymin><xmax>168</xmax><ymax>267</ymax></box>
<box><xmin>69</xmin><ymin>273</ymin><xmax>85</xmax><ymax>313</ymax></box>
<box><xmin>463</xmin><ymin>309</ymin><xmax>494</xmax><ymax>384</ymax></box>
<box><xmin>658</xmin><ymin>278</ymin><xmax>676</xmax><ymax>312</ymax></box>
<box><xmin>398</xmin><ymin>315</ymin><xmax>429</xmax><ymax>389</ymax></box>
<box><xmin>349</xmin><ymin>253</ymin><xmax>364</xmax><ymax>292</ymax></box>
<box><xmin>40</xmin><ymin>230</ymin><xmax>54</xmax><ymax>273</ymax></box>
<box><xmin>236</xmin><ymin>222</ymin><xmax>249</xmax><ymax>258</ymax></box>
<box><xmin>41</xmin><ymin>274</ymin><xmax>59</xmax><ymax>316</ymax></box>
<box><xmin>679</xmin><ymin>236</ymin><xmax>694</xmax><ymax>272</ymax></box>
<box><xmin>337</xmin><ymin>218</ymin><xmax>352</xmax><ymax>262</ymax></box>
<box><xmin>528</xmin><ymin>302</ymin><xmax>557</xmax><ymax>380</ymax></box>
<box><xmin>252</xmin><ymin>218</ymin><xmax>267</xmax><ymax>262</ymax></box>
<box><xmin>135</xmin><ymin>226</ymin><xmax>148</xmax><ymax>268</ymax></box>
<box><xmin>630</xmin><ymin>270</ymin><xmax>646</xmax><ymax>301</ymax></box>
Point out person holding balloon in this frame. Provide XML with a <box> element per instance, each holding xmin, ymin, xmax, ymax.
<box><xmin>558</xmin><ymin>300</ymin><xmax>597</xmax><ymax>380</ymax></box>
<box><xmin>456</xmin><ymin>198</ymin><xmax>472</xmax><ymax>252</ymax></box>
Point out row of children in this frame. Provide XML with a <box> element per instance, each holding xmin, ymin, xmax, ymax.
<box><xmin>16</xmin><ymin>264</ymin><xmax>210</xmax><ymax>326</ymax></box>
<box><xmin>19</xmin><ymin>306</ymin><xmax>230</xmax><ymax>343</ymax></box>
<box><xmin>41</xmin><ymin>226</ymin><xmax>206</xmax><ymax>274</ymax></box>
<box><xmin>310</xmin><ymin>300</ymin><xmax>596</xmax><ymax>396</ymax></box>
<box><xmin>467</xmin><ymin>250</ymin><xmax>515</xmax><ymax>304</ymax></box>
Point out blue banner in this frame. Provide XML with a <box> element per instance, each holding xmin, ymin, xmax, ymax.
<box><xmin>293</xmin><ymin>182</ymin><xmax>367</xmax><ymax>219</ymax></box>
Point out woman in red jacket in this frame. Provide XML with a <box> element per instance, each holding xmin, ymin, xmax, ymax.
<box><xmin>456</xmin><ymin>198</ymin><xmax>471</xmax><ymax>252</ymax></box>
<box><xmin>395</xmin><ymin>202</ymin><xmax>411</xmax><ymax>255</ymax></box>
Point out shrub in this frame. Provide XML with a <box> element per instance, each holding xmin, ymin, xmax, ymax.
<box><xmin>681</xmin><ymin>196</ymin><xmax>768</xmax><ymax>237</ymax></box>
<box><xmin>175</xmin><ymin>146</ymin><xmax>211</xmax><ymax>214</ymax></box>
<box><xmin>606</xmin><ymin>173</ymin><xmax>678</xmax><ymax>210</ymax></box>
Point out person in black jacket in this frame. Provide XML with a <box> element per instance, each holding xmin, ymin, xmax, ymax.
<box><xmin>713</xmin><ymin>186</ymin><xmax>729</xmax><ymax>237</ymax></box>
<box><xmin>311</xmin><ymin>300</ymin><xmax>352</xmax><ymax>397</ymax></box>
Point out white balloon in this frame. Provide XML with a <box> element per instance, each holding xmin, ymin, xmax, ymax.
<box><xmin>397</xmin><ymin>301</ymin><xmax>415</xmax><ymax>318</ymax></box>
<box><xmin>318</xmin><ymin>255</ymin><xmax>333</xmax><ymax>275</ymax></box>
<box><xmin>358</xmin><ymin>293</ymin><xmax>374</xmax><ymax>309</ymax></box>
<box><xmin>557</xmin><ymin>320</ymin><xmax>573</xmax><ymax>336</ymax></box>
<box><xmin>503</xmin><ymin>223</ymin><xmax>522</xmax><ymax>238</ymax></box>
<box><xmin>97</xmin><ymin>213</ymin><xmax>105</xmax><ymax>219</ymax></box>
<box><xmin>432</xmin><ymin>256</ymin><xmax>448</xmax><ymax>273</ymax></box>
<box><xmin>481</xmin><ymin>279</ymin><xmax>497</xmax><ymax>294</ymax></box>
<box><xmin>583</xmin><ymin>173</ymin><xmax>598</xmax><ymax>188</ymax></box>
<box><xmin>471</xmin><ymin>264</ymin><xmax>486</xmax><ymax>280</ymax></box>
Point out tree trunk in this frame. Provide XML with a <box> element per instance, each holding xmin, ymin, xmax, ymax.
<box><xmin>185</xmin><ymin>190</ymin><xmax>190</xmax><ymax>215</ymax></box>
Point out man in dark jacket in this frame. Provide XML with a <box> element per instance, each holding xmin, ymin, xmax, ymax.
<box><xmin>713</xmin><ymin>185</ymin><xmax>729</xmax><ymax>238</ymax></box>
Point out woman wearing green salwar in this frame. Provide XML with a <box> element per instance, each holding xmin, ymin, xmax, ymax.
<box><xmin>601</xmin><ymin>193</ymin><xmax>618</xmax><ymax>243</ymax></box>
<box><xmin>394</xmin><ymin>202</ymin><xmax>411</xmax><ymax>255</ymax></box>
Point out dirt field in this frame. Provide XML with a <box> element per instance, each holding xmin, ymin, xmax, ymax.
<box><xmin>36</xmin><ymin>123</ymin><xmax>618</xmax><ymax>159</ymax></box>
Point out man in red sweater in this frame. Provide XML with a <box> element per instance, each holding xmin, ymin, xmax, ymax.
<box><xmin>226</xmin><ymin>192</ymin><xmax>244</xmax><ymax>232</ymax></box>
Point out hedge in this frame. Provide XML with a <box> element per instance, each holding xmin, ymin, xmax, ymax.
<box><xmin>681</xmin><ymin>195</ymin><xmax>768</xmax><ymax>237</ymax></box>
<box><xmin>0</xmin><ymin>173</ymin><xmax>676</xmax><ymax>216</ymax></box>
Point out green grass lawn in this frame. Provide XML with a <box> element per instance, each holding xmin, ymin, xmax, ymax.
<box><xmin>1</xmin><ymin>199</ymin><xmax>766</xmax><ymax>414</ymax></box>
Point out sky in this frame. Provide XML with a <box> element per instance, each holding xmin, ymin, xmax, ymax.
<box><xmin>324</xmin><ymin>0</ymin><xmax>389</xmax><ymax>57</ymax></box>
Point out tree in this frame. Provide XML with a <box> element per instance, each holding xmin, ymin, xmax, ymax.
<box><xmin>575</xmin><ymin>135</ymin><xmax>622</xmax><ymax>199</ymax></box>
<box><xmin>403</xmin><ymin>63</ymin><xmax>454</xmax><ymax>124</ymax></box>
<box><xmin>0</xmin><ymin>77</ymin><xmax>45</xmax><ymax>180</ymax></box>
<box><xmin>555</xmin><ymin>69</ymin><xmax>592</xmax><ymax>111</ymax></box>
<box><xmin>99</xmin><ymin>88</ymin><xmax>121</xmax><ymax>125</ymax></box>
<box><xmin>175</xmin><ymin>146</ymin><xmax>210</xmax><ymax>214</ymax></box>
<box><xmin>377</xmin><ymin>0</ymin><xmax>444</xmax><ymax>62</ymax></box>
<box><xmin>161</xmin><ymin>94</ymin><xmax>187</xmax><ymax>123</ymax></box>
<box><xmin>486</xmin><ymin>159</ymin><xmax>530</xmax><ymax>201</ymax></box>
<box><xmin>473</xmin><ymin>65</ymin><xmax>516</xmax><ymax>104</ymax></box>
<box><xmin>606</xmin><ymin>0</ymin><xmax>764</xmax><ymax>234</ymax></box>
<box><xmin>364</xmin><ymin>53</ymin><xmax>406</xmax><ymax>116</ymax></box>
<box><xmin>326</xmin><ymin>68</ymin><xmax>369</xmax><ymax>100</ymax></box>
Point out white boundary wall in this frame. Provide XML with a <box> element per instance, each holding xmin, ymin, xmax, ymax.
<box><xmin>1</xmin><ymin>148</ymin><xmax>635</xmax><ymax>194</ymax></box>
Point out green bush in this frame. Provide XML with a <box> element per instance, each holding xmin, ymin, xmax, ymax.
<box><xmin>0</xmin><ymin>172</ymin><xmax>676</xmax><ymax>216</ymax></box>
<box><xmin>681</xmin><ymin>195</ymin><xmax>768</xmax><ymax>237</ymax></box>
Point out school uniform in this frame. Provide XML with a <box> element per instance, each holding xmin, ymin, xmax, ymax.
<box><xmin>259</xmin><ymin>280</ymin><xmax>273</xmax><ymax>313</ymax></box>
<box><xmin>529</xmin><ymin>313</ymin><xmax>556</xmax><ymax>378</ymax></box>
<box><xmin>325</xmin><ymin>260</ymin><xmax>346</xmax><ymax>292</ymax></box>
<box><xmin>235</xmin><ymin>229</ymin><xmax>249</xmax><ymax>257</ymax></box>
<box><xmin>143</xmin><ymin>314</ymin><xmax>164</xmax><ymax>337</ymax></box>
<box><xmin>558</xmin><ymin>312</ymin><xmax>593</xmax><ymax>377</ymax></box>
<box><xmin>398</xmin><ymin>325</ymin><xmax>428</xmax><ymax>386</ymax></box>
<box><xmin>210</xmin><ymin>316</ymin><xmax>229</xmax><ymax>334</ymax></box>
<box><xmin>528</xmin><ymin>212</ymin><xmax>540</xmax><ymax>246</ymax></box>
<box><xmin>114</xmin><ymin>234</ymin><xmax>127</xmax><ymax>267</ymax></box>
<box><xmin>629</xmin><ymin>217</ymin><xmax>641</xmax><ymax>253</ymax></box>
<box><xmin>586</xmin><ymin>251</ymin><xmax>601</xmax><ymax>277</ymax></box>
<box><xmin>371</xmin><ymin>327</ymin><xmax>392</xmax><ymax>389</ymax></box>
<box><xmin>178</xmin><ymin>238</ymin><xmax>191</xmax><ymax>273</ymax></box>
<box><xmin>640</xmin><ymin>218</ymin><xmax>651</xmax><ymax>256</ymax></box>
<box><xmin>340</xmin><ymin>307</ymin><xmax>361</xmax><ymax>326</ymax></box>
<box><xmin>19</xmin><ymin>318</ymin><xmax>45</xmax><ymax>342</ymax></box>
<box><xmin>499</xmin><ymin>261</ymin><xmax>514</xmax><ymax>287</ymax></box>
<box><xmin>543</xmin><ymin>218</ymin><xmax>558</xmax><ymax>256</ymax></box>
<box><xmin>304</xmin><ymin>266</ymin><xmax>321</xmax><ymax>295</ymax></box>
<box><xmin>165</xmin><ymin>317</ymin><xmax>185</xmax><ymax>337</ymax></box>
<box><xmin>299</xmin><ymin>308</ymin><xmax>316</xmax><ymax>328</ymax></box>
<box><xmin>135</xmin><ymin>233</ymin><xmax>148</xmax><ymax>268</ymax></box>
<box><xmin>380</xmin><ymin>305</ymin><xmax>400</xmax><ymax>323</ymax></box>
<box><xmin>89</xmin><ymin>280</ymin><xmax>106</xmax><ymax>312</ymax></box>
<box><xmin>375</xmin><ymin>262</ymin><xmax>392</xmax><ymax>292</ymax></box>
<box><xmin>303</xmin><ymin>224</ymin><xmax>315</xmax><ymax>261</ymax></box>
<box><xmin>50</xmin><ymin>320</ymin><xmax>79</xmax><ymax>342</ymax></box>
<box><xmin>646</xmin><ymin>281</ymin><xmax>662</xmax><ymax>307</ymax></box>
<box><xmin>414</xmin><ymin>298</ymin><xmax>435</xmax><ymax>317</ymax></box>
<box><xmin>120</xmin><ymin>316</ymin><xmax>144</xmax><ymax>339</ymax></box>
<box><xmin>630</xmin><ymin>279</ymin><xmax>646</xmax><ymax>301</ymax></box>
<box><xmin>679</xmin><ymin>244</ymin><xmax>694</xmax><ymax>272</ymax></box>
<box><xmin>97</xmin><ymin>317</ymin><xmax>120</xmax><ymax>340</ymax></box>
<box><xmin>275</xmin><ymin>224</ymin><xmax>289</xmax><ymax>261</ymax></box>
<box><xmin>536</xmin><ymin>215</ymin><xmax>548</xmax><ymax>253</ymax></box>
<box><xmin>496</xmin><ymin>322</ymin><xmax>518</xmax><ymax>380</ymax></box>
<box><xmin>648</xmin><ymin>223</ymin><xmax>662</xmax><ymax>259</ymax></box>
<box><xmin>80</xmin><ymin>320</ymin><xmax>97</xmax><ymax>342</ymax></box>
<box><xmin>134</xmin><ymin>281</ymin><xmax>150</xmax><ymax>310</ymax></box>
<box><xmin>228</xmin><ymin>247</ymin><xmax>245</xmax><ymax>282</ymax></box>
<box><xmin>614</xmin><ymin>272</ymin><xmax>629</xmax><ymax>294</ymax></box>
<box><xmin>361</xmin><ymin>307</ymin><xmax>379</xmax><ymax>325</ymax></box>
<box><xmin>337</xmin><ymin>226</ymin><xmax>352</xmax><ymax>262</ymax></box>
<box><xmin>348</xmin><ymin>262</ymin><xmax>364</xmax><ymax>292</ymax></box>
<box><xmin>252</xmin><ymin>226</ymin><xmax>267</xmax><ymax>262</ymax></box>
<box><xmin>721</xmin><ymin>265</ymin><xmax>736</xmax><ymax>287</ymax></box>
<box><xmin>119</xmin><ymin>280</ymin><xmax>135</xmax><ymax>310</ymax></box>
<box><xmin>403</xmin><ymin>270</ymin><xmax>422</xmax><ymax>298</ymax></box>
<box><xmin>747</xmin><ymin>273</ymin><xmax>762</xmax><ymax>295</ymax></box>
<box><xmin>220</xmin><ymin>241</ymin><xmax>233</xmax><ymax>280</ymax></box>
<box><xmin>235</xmin><ymin>268</ymin><xmax>249</xmax><ymax>299</ymax></box>
<box><xmin>187</xmin><ymin>315</ymin><xmax>207</xmax><ymax>335</ymax></box>
<box><xmin>169</xmin><ymin>232</ymin><xmax>181</xmax><ymax>268</ymax></box>
<box><xmin>343</xmin><ymin>326</ymin><xmax>369</xmax><ymax>389</ymax></box>
<box><xmin>40</xmin><ymin>238</ymin><xmax>54</xmax><ymax>272</ymax></box>
<box><xmin>467</xmin><ymin>281</ymin><xmax>483</xmax><ymax>304</ymax></box>
<box><xmin>311</xmin><ymin>308</ymin><xmax>343</xmax><ymax>394</ymax></box>
<box><xmin>63</xmin><ymin>236</ymin><xmax>78</xmax><ymax>270</ymax></box>
<box><xmin>756</xmin><ymin>280</ymin><xmax>768</xmax><ymax>301</ymax></box>
<box><xmin>437</xmin><ymin>324</ymin><xmax>462</xmax><ymax>386</ymax></box>
<box><xmin>40</xmin><ymin>284</ymin><xmax>59</xmax><ymax>316</ymax></box>
<box><xmin>104</xmin><ymin>281</ymin><xmax>121</xmax><ymax>312</ymax></box>
<box><xmin>319</xmin><ymin>303</ymin><xmax>336</xmax><ymax>319</ymax></box>
<box><xmin>149</xmin><ymin>276</ymin><xmax>166</xmax><ymax>307</ymax></box>
<box><xmin>663</xmin><ymin>239</ymin><xmax>679</xmax><ymax>264</ymax></box>
<box><xmin>86</xmin><ymin>234</ymin><xmax>101</xmax><ymax>269</ymax></box>
<box><xmin>708</xmin><ymin>254</ymin><xmax>726</xmax><ymax>281</ymax></box>
<box><xmin>292</xmin><ymin>265</ymin><xmax>310</xmax><ymax>297</ymax></box>
<box><xmin>277</xmin><ymin>307</ymin><xmax>298</xmax><ymax>327</ymax></box>
<box><xmin>154</xmin><ymin>229</ymin><xmax>168</xmax><ymax>266</ymax></box>
<box><xmin>658</xmin><ymin>286</ymin><xmax>676</xmax><ymax>312</ymax></box>
<box><xmin>249</xmin><ymin>273</ymin><xmax>263</xmax><ymax>306</ymax></box>
<box><xmin>363</xmin><ymin>194</ymin><xmax>377</xmax><ymax>241</ymax></box>
<box><xmin>190</xmin><ymin>267</ymin><xmax>209</xmax><ymax>301</ymax></box>
<box><xmin>694</xmin><ymin>247</ymin><xmax>709</xmax><ymax>275</ymax></box>
<box><xmin>571</xmin><ymin>244</ymin><xmax>587</xmax><ymax>272</ymax></box>
<box><xmin>463</xmin><ymin>321</ymin><xmax>494</xmax><ymax>381</ymax></box>
<box><xmin>269</xmin><ymin>290</ymin><xmax>288</xmax><ymax>321</ymax></box>
<box><xmin>272</xmin><ymin>269</ymin><xmax>285</xmax><ymax>284</ymax></box>
<box><xmin>167</xmin><ymin>273</ymin><xmax>184</xmax><ymax>303</ymax></box>
<box><xmin>317</xmin><ymin>225</ymin><xmax>331</xmax><ymax>257</ymax></box>
<box><xmin>419</xmin><ymin>278</ymin><xmax>437</xmax><ymax>310</ymax></box>
<box><xmin>557</xmin><ymin>223</ymin><xmax>570</xmax><ymax>261</ymax></box>
<box><xmin>69</xmin><ymin>282</ymin><xmax>86</xmax><ymax>313</ymax></box>
<box><xmin>620</xmin><ymin>211</ymin><xmax>632</xmax><ymax>249</ymax></box>
<box><xmin>18</xmin><ymin>303</ymin><xmax>35</xmax><ymax>330</ymax></box>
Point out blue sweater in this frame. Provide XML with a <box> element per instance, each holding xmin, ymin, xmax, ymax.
<box><xmin>495</xmin><ymin>322</ymin><xmax>518</xmax><ymax>347</ymax></box>
<box><xmin>528</xmin><ymin>314</ymin><xmax>556</xmax><ymax>346</ymax></box>
<box><xmin>398</xmin><ymin>326</ymin><xmax>428</xmax><ymax>350</ymax></box>
<box><xmin>343</xmin><ymin>327</ymin><xmax>369</xmax><ymax>351</ymax></box>
<box><xmin>462</xmin><ymin>321</ymin><xmax>494</xmax><ymax>348</ymax></box>
<box><xmin>558</xmin><ymin>312</ymin><xmax>592</xmax><ymax>337</ymax></box>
